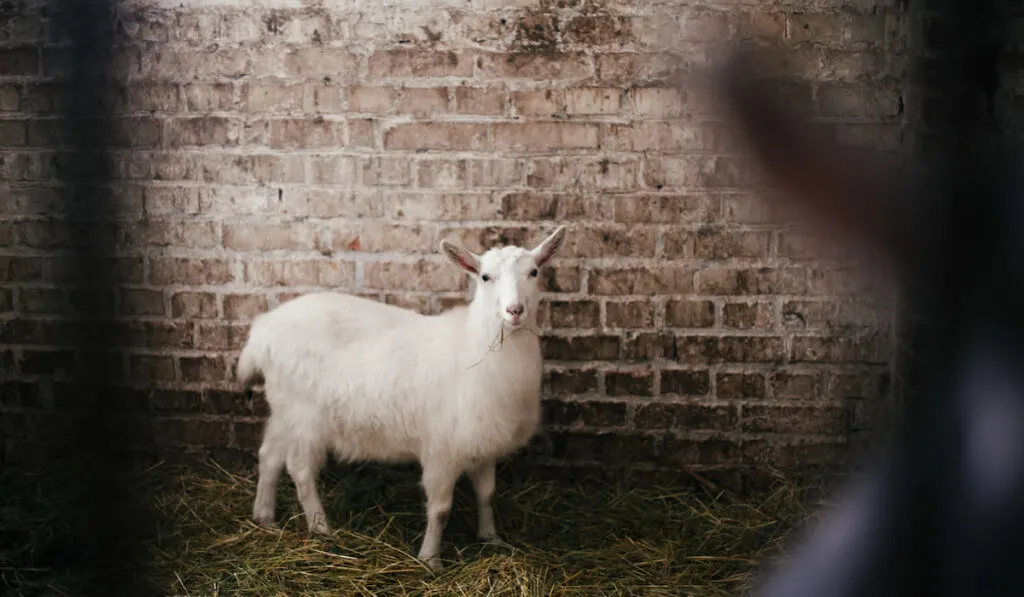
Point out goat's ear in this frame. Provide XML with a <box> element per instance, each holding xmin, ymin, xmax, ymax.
<box><xmin>440</xmin><ymin>240</ymin><xmax>480</xmax><ymax>275</ymax></box>
<box><xmin>713</xmin><ymin>47</ymin><xmax>900</xmax><ymax>257</ymax></box>
<box><xmin>530</xmin><ymin>225</ymin><xmax>567</xmax><ymax>267</ymax></box>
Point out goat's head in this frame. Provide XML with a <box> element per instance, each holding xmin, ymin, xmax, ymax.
<box><xmin>440</xmin><ymin>226</ymin><xmax>567</xmax><ymax>330</ymax></box>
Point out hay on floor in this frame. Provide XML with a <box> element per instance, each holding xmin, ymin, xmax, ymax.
<box><xmin>1</xmin><ymin>460</ymin><xmax>818</xmax><ymax>596</ymax></box>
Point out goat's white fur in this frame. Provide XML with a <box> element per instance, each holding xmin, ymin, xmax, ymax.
<box><xmin>238</xmin><ymin>226</ymin><xmax>567</xmax><ymax>570</ymax></box>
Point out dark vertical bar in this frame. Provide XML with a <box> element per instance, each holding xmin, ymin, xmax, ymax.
<box><xmin>742</xmin><ymin>0</ymin><xmax>1010</xmax><ymax>594</ymax></box>
<box><xmin>50</xmin><ymin>0</ymin><xmax>151</xmax><ymax>593</ymax></box>
<box><xmin>927</xmin><ymin>0</ymin><xmax>1024</xmax><ymax>595</ymax></box>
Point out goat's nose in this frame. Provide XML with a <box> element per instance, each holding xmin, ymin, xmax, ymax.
<box><xmin>506</xmin><ymin>303</ymin><xmax>524</xmax><ymax>316</ymax></box>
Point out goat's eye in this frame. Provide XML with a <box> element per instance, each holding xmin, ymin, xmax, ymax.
<box><xmin>481</xmin><ymin>274</ymin><xmax>491</xmax><ymax>282</ymax></box>
<box><xmin>529</xmin><ymin>268</ymin><xmax>538</xmax><ymax>278</ymax></box>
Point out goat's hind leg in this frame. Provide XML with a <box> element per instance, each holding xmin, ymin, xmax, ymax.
<box><xmin>252</xmin><ymin>416</ymin><xmax>286</xmax><ymax>527</ymax></box>
<box><xmin>286</xmin><ymin>443</ymin><xmax>331</xmax><ymax>536</ymax></box>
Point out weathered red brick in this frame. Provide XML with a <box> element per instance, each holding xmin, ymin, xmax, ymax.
<box><xmin>416</xmin><ymin>159</ymin><xmax>465</xmax><ymax>189</ymax></box>
<box><xmin>384</xmin><ymin>123</ymin><xmax>488</xmax><ymax>151</ymax></box>
<box><xmin>510</xmin><ymin>89</ymin><xmax>565</xmax><ymax>117</ymax></box>
<box><xmin>180</xmin><ymin>356</ymin><xmax>227</xmax><ymax>383</ymax></box>
<box><xmin>150</xmin><ymin>389</ymin><xmax>203</xmax><ymax>413</ymax></box>
<box><xmin>605</xmin><ymin>370</ymin><xmax>654</xmax><ymax>396</ymax></box>
<box><xmin>456</xmin><ymin>86</ymin><xmax>507</xmax><ymax>115</ymax></box>
<box><xmin>223</xmin><ymin>294</ymin><xmax>269</xmax><ymax>320</ymax></box>
<box><xmin>569</xmin><ymin>226</ymin><xmax>656</xmax><ymax>258</ymax></box>
<box><xmin>595</xmin><ymin>52</ymin><xmax>683</xmax><ymax>85</ymax></box>
<box><xmin>129</xmin><ymin>355</ymin><xmax>176</xmax><ymax>381</ymax></box>
<box><xmin>742</xmin><ymin>439</ymin><xmax>848</xmax><ymax>469</ymax></box>
<box><xmin>110</xmin><ymin>321</ymin><xmax>195</xmax><ymax>349</ymax></box>
<box><xmin>19</xmin><ymin>287</ymin><xmax>66</xmax><ymax>314</ymax></box>
<box><xmin>539</xmin><ymin>300</ymin><xmax>600</xmax><ymax>329</ymax></box>
<box><xmin>268</xmin><ymin>118</ymin><xmax>345</xmax><ymax>149</ymax></box>
<box><xmin>770</xmin><ymin>372</ymin><xmax>819</xmax><ymax>399</ymax></box>
<box><xmin>0</xmin><ymin>256</ymin><xmax>44</xmax><ymax>281</ymax></box>
<box><xmin>0</xmin><ymin>47</ymin><xmax>38</xmax><ymax>75</ymax></box>
<box><xmin>542</xmin><ymin>335</ymin><xmax>620</xmax><ymax>361</ymax></box>
<box><xmin>716</xmin><ymin>373</ymin><xmax>766</xmax><ymax>399</ymax></box>
<box><xmin>622</xmin><ymin>332</ymin><xmax>674</xmax><ymax>361</ymax></box>
<box><xmin>665</xmin><ymin>300</ymin><xmax>714</xmax><ymax>327</ymax></box>
<box><xmin>828</xmin><ymin>372</ymin><xmax>890</xmax><ymax>402</ymax></box>
<box><xmin>500</xmin><ymin>192</ymin><xmax>609</xmax><ymax>221</ymax></box>
<box><xmin>590</xmin><ymin>267</ymin><xmax>693</xmax><ymax>295</ymax></box>
<box><xmin>634</xmin><ymin>402</ymin><xmax>737</xmax><ymax>431</ymax></box>
<box><xmin>151</xmin><ymin>258</ymin><xmax>232</xmax><ymax>285</ymax></box>
<box><xmin>628</xmin><ymin>86</ymin><xmax>685</xmax><ymax>117</ymax></box>
<box><xmin>364</xmin><ymin>260</ymin><xmax>464</xmax><ymax>292</ymax></box>
<box><xmin>693</xmin><ymin>229</ymin><xmax>772</xmax><ymax>259</ymax></box>
<box><xmin>0</xmin><ymin>119</ymin><xmax>26</xmax><ymax>146</ymax></box>
<box><xmin>696</xmin><ymin>267</ymin><xmax>807</xmax><ymax>295</ymax></box>
<box><xmin>283</xmin><ymin>47</ymin><xmax>358</xmax><ymax>78</ymax></box>
<box><xmin>544</xmin><ymin>399</ymin><xmax>626</xmax><ymax>427</ymax></box>
<box><xmin>369</xmin><ymin>50</ymin><xmax>473</xmax><ymax>78</ymax></box>
<box><xmin>196</xmin><ymin>323</ymin><xmax>249</xmax><ymax>351</ymax></box>
<box><xmin>615</xmin><ymin>195</ymin><xmax>716</xmax><ymax>224</ymax></box>
<box><xmin>791</xmin><ymin>334</ymin><xmax>891</xmax><ymax>364</ymax></box>
<box><xmin>605</xmin><ymin>300</ymin><xmax>654</xmax><ymax>328</ymax></box>
<box><xmin>165</xmin><ymin>117</ymin><xmax>241</xmax><ymax>147</ymax></box>
<box><xmin>330</xmin><ymin>221</ymin><xmax>435</xmax><ymax>253</ymax></box>
<box><xmin>661</xmin><ymin>369</ymin><xmax>711</xmax><ymax>395</ymax></box>
<box><xmin>242</xmin><ymin>82</ymin><xmax>303</xmax><ymax>112</ymax></box>
<box><xmin>477</xmin><ymin>52</ymin><xmax>591</xmax><ymax>80</ymax></box>
<box><xmin>361</xmin><ymin>156</ymin><xmax>414</xmax><ymax>187</ymax></box>
<box><xmin>782</xmin><ymin>300</ymin><xmax>833</xmax><ymax>330</ymax></box>
<box><xmin>735</xmin><ymin>12</ymin><xmax>786</xmax><ymax>39</ymax></box>
<box><xmin>171</xmin><ymin>292</ymin><xmax>217</xmax><ymax>319</ymax></box>
<box><xmin>183</xmin><ymin>83</ymin><xmax>233</xmax><ymax>112</ymax></box>
<box><xmin>544</xmin><ymin>368</ymin><xmax>599</xmax><ymax>394</ymax></box>
<box><xmin>120</xmin><ymin>289</ymin><xmax>165</xmax><ymax>316</ymax></box>
<box><xmin>674</xmin><ymin>336</ymin><xmax>785</xmax><ymax>364</ymax></box>
<box><xmin>223</xmin><ymin>221</ymin><xmax>316</xmax><ymax>251</ymax></box>
<box><xmin>398</xmin><ymin>87</ymin><xmax>451</xmax><ymax>118</ymax></box>
<box><xmin>723</xmin><ymin>302</ymin><xmax>773</xmax><ymax>330</ymax></box>
<box><xmin>244</xmin><ymin>260</ymin><xmax>354</xmax><ymax>288</ymax></box>
<box><xmin>742</xmin><ymin>404</ymin><xmax>849</xmax><ymax>435</ymax></box>
<box><xmin>492</xmin><ymin>123</ymin><xmax>599</xmax><ymax>152</ymax></box>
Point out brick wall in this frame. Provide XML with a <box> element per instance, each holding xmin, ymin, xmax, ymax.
<box><xmin>0</xmin><ymin>0</ymin><xmax>906</xmax><ymax>491</ymax></box>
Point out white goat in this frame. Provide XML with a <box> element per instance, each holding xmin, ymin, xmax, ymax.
<box><xmin>236</xmin><ymin>226</ymin><xmax>567</xmax><ymax>570</ymax></box>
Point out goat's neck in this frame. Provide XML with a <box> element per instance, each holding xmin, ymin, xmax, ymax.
<box><xmin>464</xmin><ymin>297</ymin><xmax>536</xmax><ymax>361</ymax></box>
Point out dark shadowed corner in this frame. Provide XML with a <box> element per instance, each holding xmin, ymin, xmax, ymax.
<box><xmin>47</xmin><ymin>0</ymin><xmax>153</xmax><ymax>593</ymax></box>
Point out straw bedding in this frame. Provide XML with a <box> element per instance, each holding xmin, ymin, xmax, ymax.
<box><xmin>1</xmin><ymin>460</ymin><xmax>820</xmax><ymax>596</ymax></box>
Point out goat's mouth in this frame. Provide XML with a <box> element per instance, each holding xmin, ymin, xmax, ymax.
<box><xmin>502</xmin><ymin>315</ymin><xmax>524</xmax><ymax>328</ymax></box>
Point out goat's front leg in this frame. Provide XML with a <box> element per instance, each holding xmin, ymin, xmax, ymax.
<box><xmin>469</xmin><ymin>459</ymin><xmax>510</xmax><ymax>548</ymax></box>
<box><xmin>418</xmin><ymin>461</ymin><xmax>459</xmax><ymax>570</ymax></box>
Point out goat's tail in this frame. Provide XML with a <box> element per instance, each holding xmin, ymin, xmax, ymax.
<box><xmin>237</xmin><ymin>321</ymin><xmax>267</xmax><ymax>388</ymax></box>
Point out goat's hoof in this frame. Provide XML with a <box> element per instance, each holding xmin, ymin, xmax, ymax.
<box><xmin>253</xmin><ymin>513</ymin><xmax>278</xmax><ymax>529</ymax></box>
<box><xmin>308</xmin><ymin>519</ymin><xmax>332</xmax><ymax>536</ymax></box>
<box><xmin>418</xmin><ymin>553</ymin><xmax>444</xmax><ymax>571</ymax></box>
